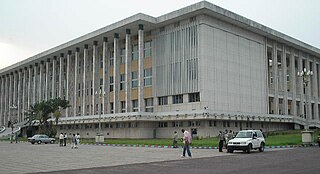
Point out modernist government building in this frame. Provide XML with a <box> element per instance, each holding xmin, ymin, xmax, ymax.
<box><xmin>1</xmin><ymin>1</ymin><xmax>320</xmax><ymax>138</ymax></box>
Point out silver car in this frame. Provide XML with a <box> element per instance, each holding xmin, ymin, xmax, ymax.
<box><xmin>28</xmin><ymin>134</ymin><xmax>56</xmax><ymax>144</ymax></box>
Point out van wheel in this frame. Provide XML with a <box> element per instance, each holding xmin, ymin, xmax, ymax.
<box><xmin>259</xmin><ymin>143</ymin><xmax>265</xmax><ymax>152</ymax></box>
<box><xmin>247</xmin><ymin>144</ymin><xmax>252</xmax><ymax>153</ymax></box>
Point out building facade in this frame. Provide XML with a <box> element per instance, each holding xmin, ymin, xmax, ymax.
<box><xmin>1</xmin><ymin>1</ymin><xmax>320</xmax><ymax>138</ymax></box>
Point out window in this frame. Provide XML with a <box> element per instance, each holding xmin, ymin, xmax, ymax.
<box><xmin>120</xmin><ymin>74</ymin><xmax>125</xmax><ymax>90</ymax></box>
<box><xmin>109</xmin><ymin>50</ymin><xmax>114</xmax><ymax>66</ymax></box>
<box><xmin>121</xmin><ymin>101</ymin><xmax>126</xmax><ymax>113</ymax></box>
<box><xmin>144</xmin><ymin>68</ymin><xmax>152</xmax><ymax>86</ymax></box>
<box><xmin>172</xmin><ymin>121</ymin><xmax>182</xmax><ymax>127</ymax></box>
<box><xmin>110</xmin><ymin>102</ymin><xmax>114</xmax><ymax>113</ymax></box>
<box><xmin>132</xmin><ymin>100</ymin><xmax>138</xmax><ymax>112</ymax></box>
<box><xmin>145</xmin><ymin>98</ymin><xmax>154</xmax><ymax>112</ymax></box>
<box><xmin>144</xmin><ymin>41</ymin><xmax>152</xmax><ymax>58</ymax></box>
<box><xmin>131</xmin><ymin>71</ymin><xmax>138</xmax><ymax>88</ymax></box>
<box><xmin>172</xmin><ymin>94</ymin><xmax>183</xmax><ymax>104</ymax></box>
<box><xmin>100</xmin><ymin>78</ymin><xmax>103</xmax><ymax>90</ymax></box>
<box><xmin>189</xmin><ymin>92</ymin><xmax>200</xmax><ymax>102</ymax></box>
<box><xmin>158</xmin><ymin>122</ymin><xmax>168</xmax><ymax>128</ymax></box>
<box><xmin>209</xmin><ymin>120</ymin><xmax>216</xmax><ymax>127</ymax></box>
<box><xmin>105</xmin><ymin>123</ymin><xmax>113</xmax><ymax>128</ymax></box>
<box><xmin>120</xmin><ymin>48</ymin><xmax>126</xmax><ymax>64</ymax></box>
<box><xmin>129</xmin><ymin>122</ymin><xmax>138</xmax><ymax>128</ymax></box>
<box><xmin>109</xmin><ymin>76</ymin><xmax>114</xmax><ymax>92</ymax></box>
<box><xmin>158</xmin><ymin>96</ymin><xmax>168</xmax><ymax>105</ymax></box>
<box><xmin>132</xmin><ymin>45</ymin><xmax>138</xmax><ymax>60</ymax></box>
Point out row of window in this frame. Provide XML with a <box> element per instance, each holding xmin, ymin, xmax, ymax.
<box><xmin>158</xmin><ymin>92</ymin><xmax>200</xmax><ymax>105</ymax></box>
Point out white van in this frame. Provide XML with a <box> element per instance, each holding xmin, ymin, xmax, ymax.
<box><xmin>227</xmin><ymin>130</ymin><xmax>266</xmax><ymax>153</ymax></box>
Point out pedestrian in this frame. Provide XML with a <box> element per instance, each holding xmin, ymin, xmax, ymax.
<box><xmin>260</xmin><ymin>129</ymin><xmax>266</xmax><ymax>138</ymax></box>
<box><xmin>71</xmin><ymin>134</ymin><xmax>76</xmax><ymax>149</ymax></box>
<box><xmin>224</xmin><ymin>129</ymin><xmax>229</xmax><ymax>149</ymax></box>
<box><xmin>173</xmin><ymin>131</ymin><xmax>178</xmax><ymax>148</ymax></box>
<box><xmin>63</xmin><ymin>133</ymin><xmax>67</xmax><ymax>146</ymax></box>
<box><xmin>76</xmin><ymin>133</ymin><xmax>80</xmax><ymax>148</ymax></box>
<box><xmin>181</xmin><ymin>129</ymin><xmax>192</xmax><ymax>158</ymax></box>
<box><xmin>59</xmin><ymin>133</ymin><xmax>64</xmax><ymax>147</ymax></box>
<box><xmin>218</xmin><ymin>131</ymin><xmax>225</xmax><ymax>152</ymax></box>
<box><xmin>15</xmin><ymin>132</ymin><xmax>18</xmax><ymax>143</ymax></box>
<box><xmin>227</xmin><ymin>130</ymin><xmax>233</xmax><ymax>142</ymax></box>
<box><xmin>317</xmin><ymin>134</ymin><xmax>320</xmax><ymax>147</ymax></box>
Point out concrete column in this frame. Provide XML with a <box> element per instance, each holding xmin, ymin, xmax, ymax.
<box><xmin>298</xmin><ymin>54</ymin><xmax>304</xmax><ymax>118</ymax></box>
<box><xmin>4</xmin><ymin>74</ymin><xmax>9</xmax><ymax>125</ymax></box>
<box><xmin>102</xmin><ymin>37</ymin><xmax>108</xmax><ymax>114</ymax></box>
<box><xmin>66</xmin><ymin>50</ymin><xmax>71</xmax><ymax>117</ymax></box>
<box><xmin>39</xmin><ymin>61</ymin><xmax>44</xmax><ymax>102</ymax></box>
<box><xmin>0</xmin><ymin>76</ymin><xmax>3</xmax><ymax>126</ymax></box>
<box><xmin>28</xmin><ymin>65</ymin><xmax>32</xmax><ymax>109</ymax></box>
<box><xmin>83</xmin><ymin>44</ymin><xmax>88</xmax><ymax>116</ymax></box>
<box><xmin>282</xmin><ymin>46</ymin><xmax>288</xmax><ymax>115</ymax></box>
<box><xmin>45</xmin><ymin>59</ymin><xmax>50</xmax><ymax>101</ymax></box>
<box><xmin>74</xmin><ymin>48</ymin><xmax>79</xmax><ymax>116</ymax></box>
<box><xmin>33</xmin><ymin>64</ymin><xmax>38</xmax><ymax>104</ymax></box>
<box><xmin>138</xmin><ymin>24</ymin><xmax>145</xmax><ymax>112</ymax></box>
<box><xmin>290</xmin><ymin>48</ymin><xmax>297</xmax><ymax>116</ymax></box>
<box><xmin>59</xmin><ymin>53</ymin><xmax>64</xmax><ymax>98</ymax></box>
<box><xmin>114</xmin><ymin>33</ymin><xmax>120</xmax><ymax>113</ymax></box>
<box><xmin>92</xmin><ymin>41</ymin><xmax>97</xmax><ymax>115</ymax></box>
<box><xmin>125</xmin><ymin>29</ymin><xmax>132</xmax><ymax>112</ymax></box>
<box><xmin>13</xmin><ymin>71</ymin><xmax>18</xmax><ymax>121</ymax></box>
<box><xmin>8</xmin><ymin>73</ymin><xmax>13</xmax><ymax>121</ymax></box>
<box><xmin>18</xmin><ymin>70</ymin><xmax>22</xmax><ymax>122</ymax></box>
<box><xmin>312</xmin><ymin>59</ymin><xmax>318</xmax><ymax>121</ymax></box>
<box><xmin>272</xmin><ymin>42</ymin><xmax>279</xmax><ymax>114</ymax></box>
<box><xmin>52</xmin><ymin>56</ymin><xmax>57</xmax><ymax>99</ymax></box>
<box><xmin>23</xmin><ymin>67</ymin><xmax>27</xmax><ymax>121</ymax></box>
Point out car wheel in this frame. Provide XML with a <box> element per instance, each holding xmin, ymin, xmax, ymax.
<box><xmin>31</xmin><ymin>142</ymin><xmax>35</xmax><ymax>144</ymax></box>
<box><xmin>50</xmin><ymin>140</ymin><xmax>55</xmax><ymax>144</ymax></box>
<box><xmin>37</xmin><ymin>140</ymin><xmax>42</xmax><ymax>144</ymax></box>
<box><xmin>247</xmin><ymin>144</ymin><xmax>252</xmax><ymax>154</ymax></box>
<box><xmin>259</xmin><ymin>143</ymin><xmax>265</xmax><ymax>152</ymax></box>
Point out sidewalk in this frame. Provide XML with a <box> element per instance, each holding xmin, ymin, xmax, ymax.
<box><xmin>0</xmin><ymin>141</ymin><xmax>232</xmax><ymax>174</ymax></box>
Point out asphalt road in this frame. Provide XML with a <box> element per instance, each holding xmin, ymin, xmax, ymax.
<box><xmin>38</xmin><ymin>147</ymin><xmax>320</xmax><ymax>174</ymax></box>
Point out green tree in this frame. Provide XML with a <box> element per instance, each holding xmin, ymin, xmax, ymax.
<box><xmin>25</xmin><ymin>97</ymin><xmax>70</xmax><ymax>135</ymax></box>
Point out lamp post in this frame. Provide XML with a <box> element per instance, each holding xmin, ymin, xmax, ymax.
<box><xmin>9</xmin><ymin>105</ymin><xmax>18</xmax><ymax>143</ymax></box>
<box><xmin>95</xmin><ymin>89</ymin><xmax>105</xmax><ymax>144</ymax></box>
<box><xmin>297</xmin><ymin>68</ymin><xmax>313</xmax><ymax>128</ymax></box>
<box><xmin>297</xmin><ymin>68</ymin><xmax>314</xmax><ymax>145</ymax></box>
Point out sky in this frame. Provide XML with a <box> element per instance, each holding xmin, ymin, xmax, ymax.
<box><xmin>0</xmin><ymin>0</ymin><xmax>319</xmax><ymax>70</ymax></box>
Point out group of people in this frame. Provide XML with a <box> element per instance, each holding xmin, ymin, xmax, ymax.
<box><xmin>59</xmin><ymin>132</ymin><xmax>80</xmax><ymax>149</ymax></box>
<box><xmin>218</xmin><ymin>130</ymin><xmax>235</xmax><ymax>152</ymax></box>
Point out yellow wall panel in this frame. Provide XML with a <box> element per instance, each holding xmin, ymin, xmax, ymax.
<box><xmin>109</xmin><ymin>92</ymin><xmax>114</xmax><ymax>102</ymax></box>
<box><xmin>144</xmin><ymin>58</ymin><xmax>152</xmax><ymax>68</ymax></box>
<box><xmin>120</xmin><ymin>64</ymin><xmax>125</xmax><ymax>74</ymax></box>
<box><xmin>131</xmin><ymin>61</ymin><xmax>138</xmax><ymax>71</ymax></box>
<box><xmin>119</xmin><ymin>91</ymin><xmax>126</xmax><ymax>101</ymax></box>
<box><xmin>144</xmin><ymin>87</ymin><xmax>153</xmax><ymax>98</ymax></box>
<box><xmin>131</xmin><ymin>89</ymin><xmax>138</xmax><ymax>100</ymax></box>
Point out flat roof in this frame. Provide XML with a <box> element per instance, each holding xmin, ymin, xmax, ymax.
<box><xmin>1</xmin><ymin>1</ymin><xmax>319</xmax><ymax>74</ymax></box>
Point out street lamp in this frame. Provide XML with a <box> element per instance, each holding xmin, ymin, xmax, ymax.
<box><xmin>9</xmin><ymin>105</ymin><xmax>18</xmax><ymax>143</ymax></box>
<box><xmin>297</xmin><ymin>68</ymin><xmax>313</xmax><ymax>128</ymax></box>
<box><xmin>297</xmin><ymin>68</ymin><xmax>314</xmax><ymax>145</ymax></box>
<box><xmin>95</xmin><ymin>89</ymin><xmax>105</xmax><ymax>144</ymax></box>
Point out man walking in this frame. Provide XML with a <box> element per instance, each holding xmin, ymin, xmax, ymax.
<box><xmin>59</xmin><ymin>133</ymin><xmax>64</xmax><ymax>147</ymax></box>
<box><xmin>218</xmin><ymin>131</ymin><xmax>225</xmax><ymax>152</ymax></box>
<box><xmin>181</xmin><ymin>129</ymin><xmax>192</xmax><ymax>158</ymax></box>
<box><xmin>173</xmin><ymin>131</ymin><xmax>178</xmax><ymax>148</ymax></box>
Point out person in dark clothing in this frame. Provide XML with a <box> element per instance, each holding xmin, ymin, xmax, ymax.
<box><xmin>218</xmin><ymin>131</ymin><xmax>225</xmax><ymax>152</ymax></box>
<box><xmin>63</xmin><ymin>133</ymin><xmax>67</xmax><ymax>146</ymax></box>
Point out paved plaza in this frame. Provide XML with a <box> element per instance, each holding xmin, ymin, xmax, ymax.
<box><xmin>0</xmin><ymin>141</ymin><xmax>234</xmax><ymax>174</ymax></box>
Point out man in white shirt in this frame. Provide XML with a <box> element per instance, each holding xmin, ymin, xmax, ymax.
<box><xmin>181</xmin><ymin>129</ymin><xmax>192</xmax><ymax>158</ymax></box>
<box><xmin>59</xmin><ymin>133</ymin><xmax>64</xmax><ymax>147</ymax></box>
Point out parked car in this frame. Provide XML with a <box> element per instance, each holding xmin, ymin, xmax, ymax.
<box><xmin>227</xmin><ymin>130</ymin><xmax>266</xmax><ymax>153</ymax></box>
<box><xmin>28</xmin><ymin>134</ymin><xmax>56</xmax><ymax>144</ymax></box>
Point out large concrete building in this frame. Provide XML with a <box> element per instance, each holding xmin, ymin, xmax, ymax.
<box><xmin>1</xmin><ymin>1</ymin><xmax>320</xmax><ymax>138</ymax></box>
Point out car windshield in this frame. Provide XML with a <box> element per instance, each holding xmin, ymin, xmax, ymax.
<box><xmin>236</xmin><ymin>132</ymin><xmax>252</xmax><ymax>138</ymax></box>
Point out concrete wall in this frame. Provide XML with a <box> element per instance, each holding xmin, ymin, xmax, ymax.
<box><xmin>199</xmin><ymin>15</ymin><xmax>267</xmax><ymax>114</ymax></box>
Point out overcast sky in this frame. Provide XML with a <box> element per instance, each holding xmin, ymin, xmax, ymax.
<box><xmin>1</xmin><ymin>0</ymin><xmax>319</xmax><ymax>70</ymax></box>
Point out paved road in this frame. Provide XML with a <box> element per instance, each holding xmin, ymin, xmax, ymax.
<box><xmin>0</xmin><ymin>141</ymin><xmax>317</xmax><ymax>174</ymax></box>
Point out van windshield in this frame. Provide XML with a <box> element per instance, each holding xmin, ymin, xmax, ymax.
<box><xmin>236</xmin><ymin>132</ymin><xmax>252</xmax><ymax>138</ymax></box>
